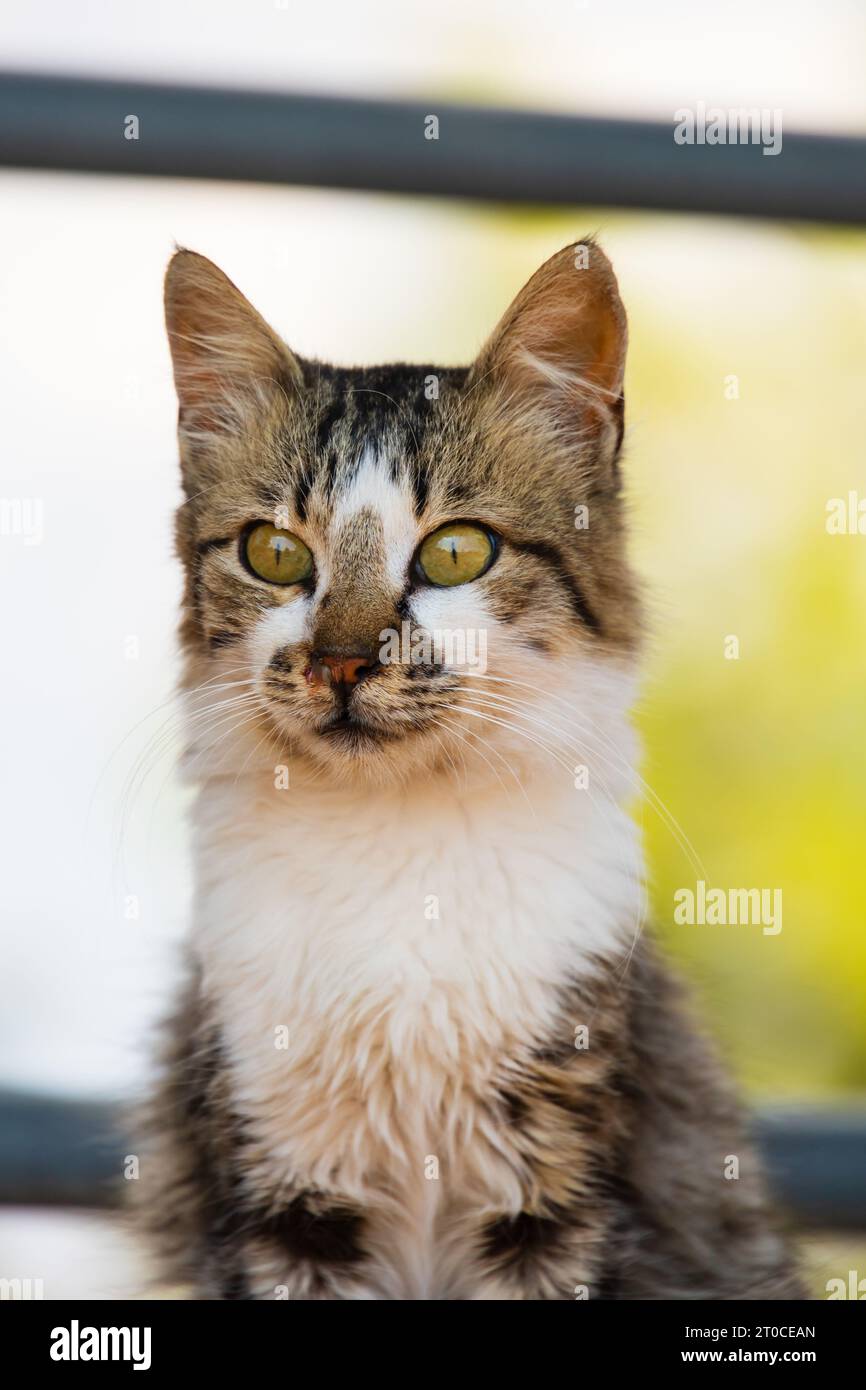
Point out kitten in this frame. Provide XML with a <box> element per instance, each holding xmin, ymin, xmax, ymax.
<box><xmin>136</xmin><ymin>241</ymin><xmax>803</xmax><ymax>1300</ymax></box>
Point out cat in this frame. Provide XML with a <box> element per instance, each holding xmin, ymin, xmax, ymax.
<box><xmin>135</xmin><ymin>240</ymin><xmax>804</xmax><ymax>1300</ymax></box>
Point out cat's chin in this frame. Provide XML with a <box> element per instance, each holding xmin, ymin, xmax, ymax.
<box><xmin>287</xmin><ymin>718</ymin><xmax>452</xmax><ymax>788</ymax></box>
<box><xmin>315</xmin><ymin>713</ymin><xmax>401</xmax><ymax>743</ymax></box>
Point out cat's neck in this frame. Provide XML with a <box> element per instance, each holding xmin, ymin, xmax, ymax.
<box><xmin>190</xmin><ymin>740</ymin><xmax>643</xmax><ymax>983</ymax></box>
<box><xmin>191</xmin><ymin>732</ymin><xmax>635</xmax><ymax>850</ymax></box>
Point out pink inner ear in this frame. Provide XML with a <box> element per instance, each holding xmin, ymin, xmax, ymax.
<box><xmin>519</xmin><ymin>297</ymin><xmax>623</xmax><ymax>394</ymax></box>
<box><xmin>474</xmin><ymin>243</ymin><xmax>627</xmax><ymax>410</ymax></box>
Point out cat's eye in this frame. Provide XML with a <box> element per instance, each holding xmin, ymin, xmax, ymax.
<box><xmin>415</xmin><ymin>522</ymin><xmax>497</xmax><ymax>587</ymax></box>
<box><xmin>243</xmin><ymin>523</ymin><xmax>313</xmax><ymax>585</ymax></box>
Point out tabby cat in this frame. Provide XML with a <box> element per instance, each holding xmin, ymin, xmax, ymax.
<box><xmin>136</xmin><ymin>241</ymin><xmax>803</xmax><ymax>1299</ymax></box>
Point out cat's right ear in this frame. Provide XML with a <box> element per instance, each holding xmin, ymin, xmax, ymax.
<box><xmin>164</xmin><ymin>248</ymin><xmax>302</xmax><ymax>443</ymax></box>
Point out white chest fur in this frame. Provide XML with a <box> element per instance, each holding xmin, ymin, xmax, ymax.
<box><xmin>191</xmin><ymin>766</ymin><xmax>641</xmax><ymax>1242</ymax></box>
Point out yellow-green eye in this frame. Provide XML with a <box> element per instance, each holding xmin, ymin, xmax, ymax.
<box><xmin>416</xmin><ymin>522</ymin><xmax>497</xmax><ymax>587</ymax></box>
<box><xmin>243</xmin><ymin>523</ymin><xmax>313</xmax><ymax>585</ymax></box>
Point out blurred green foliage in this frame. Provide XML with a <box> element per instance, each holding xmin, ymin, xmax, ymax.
<box><xmin>624</xmin><ymin>220</ymin><xmax>866</xmax><ymax>1100</ymax></box>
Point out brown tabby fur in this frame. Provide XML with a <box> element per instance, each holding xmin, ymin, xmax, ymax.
<box><xmin>131</xmin><ymin>241</ymin><xmax>805</xmax><ymax>1300</ymax></box>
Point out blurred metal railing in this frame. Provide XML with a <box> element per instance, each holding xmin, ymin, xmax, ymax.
<box><xmin>0</xmin><ymin>1090</ymin><xmax>864</xmax><ymax>1229</ymax></box>
<box><xmin>1</xmin><ymin>72</ymin><xmax>865</xmax><ymax>223</ymax></box>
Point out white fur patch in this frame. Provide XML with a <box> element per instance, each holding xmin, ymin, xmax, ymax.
<box><xmin>331</xmin><ymin>447</ymin><xmax>418</xmax><ymax>587</ymax></box>
<box><xmin>248</xmin><ymin>589</ymin><xmax>312</xmax><ymax>667</ymax></box>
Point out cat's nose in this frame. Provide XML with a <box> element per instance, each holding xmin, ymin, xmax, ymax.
<box><xmin>304</xmin><ymin>652</ymin><xmax>379</xmax><ymax>689</ymax></box>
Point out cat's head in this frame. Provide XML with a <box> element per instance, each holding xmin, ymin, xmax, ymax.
<box><xmin>166</xmin><ymin>241</ymin><xmax>640</xmax><ymax>788</ymax></box>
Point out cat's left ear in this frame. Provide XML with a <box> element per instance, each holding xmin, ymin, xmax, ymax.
<box><xmin>469</xmin><ymin>240</ymin><xmax>627</xmax><ymax>457</ymax></box>
<box><xmin>164</xmin><ymin>248</ymin><xmax>302</xmax><ymax>440</ymax></box>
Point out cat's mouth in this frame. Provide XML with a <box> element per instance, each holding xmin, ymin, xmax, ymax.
<box><xmin>316</xmin><ymin>711</ymin><xmax>397</xmax><ymax>743</ymax></box>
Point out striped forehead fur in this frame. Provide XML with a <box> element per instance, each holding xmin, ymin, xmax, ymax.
<box><xmin>175</xmin><ymin>357</ymin><xmax>639</xmax><ymax>657</ymax></box>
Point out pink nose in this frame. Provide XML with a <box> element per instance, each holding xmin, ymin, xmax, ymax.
<box><xmin>304</xmin><ymin>653</ymin><xmax>377</xmax><ymax>689</ymax></box>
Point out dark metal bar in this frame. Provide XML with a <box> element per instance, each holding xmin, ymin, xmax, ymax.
<box><xmin>1</xmin><ymin>1090</ymin><xmax>864</xmax><ymax>1227</ymax></box>
<box><xmin>1</xmin><ymin>71</ymin><xmax>865</xmax><ymax>223</ymax></box>
<box><xmin>0</xmin><ymin>1090</ymin><xmax>120</xmax><ymax>1210</ymax></box>
<box><xmin>751</xmin><ymin>1109</ymin><xmax>866</xmax><ymax>1232</ymax></box>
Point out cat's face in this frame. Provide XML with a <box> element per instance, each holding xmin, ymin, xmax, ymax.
<box><xmin>167</xmin><ymin>243</ymin><xmax>639</xmax><ymax>787</ymax></box>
